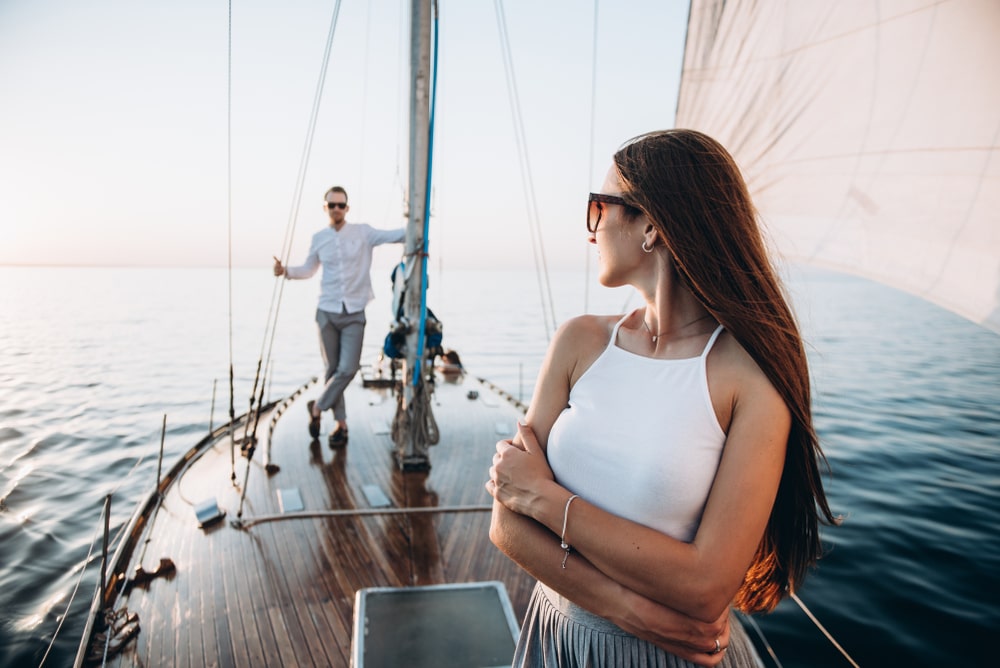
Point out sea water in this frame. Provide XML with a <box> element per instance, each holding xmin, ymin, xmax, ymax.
<box><xmin>0</xmin><ymin>265</ymin><xmax>997</xmax><ymax>667</ymax></box>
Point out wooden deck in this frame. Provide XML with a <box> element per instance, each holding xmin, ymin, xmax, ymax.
<box><xmin>80</xmin><ymin>369</ymin><xmax>535</xmax><ymax>667</ymax></box>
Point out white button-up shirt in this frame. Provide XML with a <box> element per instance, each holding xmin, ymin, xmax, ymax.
<box><xmin>285</xmin><ymin>222</ymin><xmax>405</xmax><ymax>313</ymax></box>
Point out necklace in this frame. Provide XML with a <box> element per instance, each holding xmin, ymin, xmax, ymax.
<box><xmin>641</xmin><ymin>312</ymin><xmax>714</xmax><ymax>345</ymax></box>
<box><xmin>641</xmin><ymin>318</ymin><xmax>659</xmax><ymax>344</ymax></box>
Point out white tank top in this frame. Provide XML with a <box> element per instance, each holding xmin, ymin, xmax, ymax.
<box><xmin>547</xmin><ymin>311</ymin><xmax>726</xmax><ymax>542</ymax></box>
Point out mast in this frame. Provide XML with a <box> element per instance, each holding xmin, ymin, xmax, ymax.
<box><xmin>394</xmin><ymin>0</ymin><xmax>435</xmax><ymax>471</ymax></box>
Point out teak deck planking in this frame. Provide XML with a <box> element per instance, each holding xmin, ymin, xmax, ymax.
<box><xmin>89</xmin><ymin>372</ymin><xmax>534</xmax><ymax>667</ymax></box>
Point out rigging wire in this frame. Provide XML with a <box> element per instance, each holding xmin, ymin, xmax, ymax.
<box><xmin>243</xmin><ymin>0</ymin><xmax>344</xmax><ymax>478</ymax></box>
<box><xmin>584</xmin><ymin>0</ymin><xmax>601</xmax><ymax>314</ymax></box>
<box><xmin>391</xmin><ymin>0</ymin><xmax>408</xmax><ymax>220</ymax></box>
<box><xmin>256</xmin><ymin>0</ymin><xmax>343</xmax><ymax>412</ymax></box>
<box><xmin>226</xmin><ymin>0</ymin><xmax>236</xmax><ymax>483</ymax></box>
<box><xmin>736</xmin><ymin>612</ymin><xmax>783</xmax><ymax>668</ymax></box>
<box><xmin>236</xmin><ymin>0</ymin><xmax>344</xmax><ymax>516</ymax></box>
<box><xmin>492</xmin><ymin>0</ymin><xmax>557</xmax><ymax>341</ymax></box>
<box><xmin>255</xmin><ymin>0</ymin><xmax>344</xmax><ymax>406</ymax></box>
<box><xmin>36</xmin><ymin>510</ymin><xmax>102</xmax><ymax>668</ymax></box>
<box><xmin>357</xmin><ymin>0</ymin><xmax>374</xmax><ymax>199</ymax></box>
<box><xmin>39</xmin><ymin>440</ymin><xmax>149</xmax><ymax>667</ymax></box>
<box><xmin>37</xmin><ymin>492</ymin><xmax>134</xmax><ymax>668</ymax></box>
<box><xmin>791</xmin><ymin>592</ymin><xmax>861</xmax><ymax>668</ymax></box>
<box><xmin>589</xmin><ymin>0</ymin><xmax>643</xmax><ymax>318</ymax></box>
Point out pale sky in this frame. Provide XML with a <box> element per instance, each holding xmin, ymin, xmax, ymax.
<box><xmin>0</xmin><ymin>0</ymin><xmax>688</xmax><ymax>271</ymax></box>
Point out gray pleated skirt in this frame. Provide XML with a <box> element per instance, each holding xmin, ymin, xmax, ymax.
<box><xmin>511</xmin><ymin>582</ymin><xmax>762</xmax><ymax>668</ymax></box>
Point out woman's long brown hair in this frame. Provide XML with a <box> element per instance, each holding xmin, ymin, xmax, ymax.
<box><xmin>614</xmin><ymin>129</ymin><xmax>838</xmax><ymax>613</ymax></box>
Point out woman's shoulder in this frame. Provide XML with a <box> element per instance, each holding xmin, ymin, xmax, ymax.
<box><xmin>555</xmin><ymin>313</ymin><xmax>622</xmax><ymax>344</ymax></box>
<box><xmin>709</xmin><ymin>330</ymin><xmax>788</xmax><ymax>418</ymax></box>
<box><xmin>552</xmin><ymin>314</ymin><xmax>622</xmax><ymax>364</ymax></box>
<box><xmin>711</xmin><ymin>331</ymin><xmax>770</xmax><ymax>377</ymax></box>
<box><xmin>549</xmin><ymin>314</ymin><xmax>624</xmax><ymax>384</ymax></box>
<box><xmin>709</xmin><ymin>331</ymin><xmax>768</xmax><ymax>384</ymax></box>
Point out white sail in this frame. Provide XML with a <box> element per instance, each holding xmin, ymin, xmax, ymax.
<box><xmin>677</xmin><ymin>0</ymin><xmax>1000</xmax><ymax>334</ymax></box>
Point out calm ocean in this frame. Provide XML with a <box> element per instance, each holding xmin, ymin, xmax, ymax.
<box><xmin>1</xmin><ymin>265</ymin><xmax>998</xmax><ymax>667</ymax></box>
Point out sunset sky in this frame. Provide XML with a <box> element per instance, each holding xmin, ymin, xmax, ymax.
<box><xmin>0</xmin><ymin>0</ymin><xmax>688</xmax><ymax>271</ymax></box>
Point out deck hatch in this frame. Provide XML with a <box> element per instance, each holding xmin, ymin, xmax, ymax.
<box><xmin>361</xmin><ymin>484</ymin><xmax>391</xmax><ymax>508</ymax></box>
<box><xmin>277</xmin><ymin>487</ymin><xmax>304</xmax><ymax>513</ymax></box>
<box><xmin>193</xmin><ymin>498</ymin><xmax>224</xmax><ymax>528</ymax></box>
<box><xmin>352</xmin><ymin>581</ymin><xmax>519</xmax><ymax>667</ymax></box>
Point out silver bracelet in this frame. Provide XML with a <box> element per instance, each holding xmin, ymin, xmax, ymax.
<box><xmin>560</xmin><ymin>494</ymin><xmax>580</xmax><ymax>569</ymax></box>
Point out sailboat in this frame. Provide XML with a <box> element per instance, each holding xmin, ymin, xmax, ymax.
<box><xmin>70</xmin><ymin>0</ymin><xmax>999</xmax><ymax>666</ymax></box>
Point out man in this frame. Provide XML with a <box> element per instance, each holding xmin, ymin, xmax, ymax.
<box><xmin>274</xmin><ymin>186</ymin><xmax>405</xmax><ymax>447</ymax></box>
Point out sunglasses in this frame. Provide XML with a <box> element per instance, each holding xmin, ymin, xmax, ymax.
<box><xmin>326</xmin><ymin>201</ymin><xmax>348</xmax><ymax>209</ymax></box>
<box><xmin>587</xmin><ymin>193</ymin><xmax>629</xmax><ymax>233</ymax></box>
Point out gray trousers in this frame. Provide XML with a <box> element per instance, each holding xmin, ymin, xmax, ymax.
<box><xmin>315</xmin><ymin>308</ymin><xmax>366</xmax><ymax>422</ymax></box>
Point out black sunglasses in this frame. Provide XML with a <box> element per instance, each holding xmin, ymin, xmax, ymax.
<box><xmin>587</xmin><ymin>193</ymin><xmax>629</xmax><ymax>233</ymax></box>
<box><xmin>327</xmin><ymin>201</ymin><xmax>348</xmax><ymax>209</ymax></box>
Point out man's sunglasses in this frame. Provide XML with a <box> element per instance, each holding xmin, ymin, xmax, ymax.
<box><xmin>587</xmin><ymin>193</ymin><xmax>629</xmax><ymax>233</ymax></box>
<box><xmin>327</xmin><ymin>202</ymin><xmax>348</xmax><ymax>209</ymax></box>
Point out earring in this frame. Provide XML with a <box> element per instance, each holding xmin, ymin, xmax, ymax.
<box><xmin>642</xmin><ymin>240</ymin><xmax>654</xmax><ymax>253</ymax></box>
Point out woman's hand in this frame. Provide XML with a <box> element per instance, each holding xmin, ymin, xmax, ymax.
<box><xmin>486</xmin><ymin>423</ymin><xmax>556</xmax><ymax>519</ymax></box>
<box><xmin>614</xmin><ymin>593</ymin><xmax>733</xmax><ymax>667</ymax></box>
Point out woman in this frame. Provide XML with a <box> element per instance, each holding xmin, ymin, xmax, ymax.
<box><xmin>487</xmin><ymin>129</ymin><xmax>837</xmax><ymax>667</ymax></box>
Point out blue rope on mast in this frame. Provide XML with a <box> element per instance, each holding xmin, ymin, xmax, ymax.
<box><xmin>413</xmin><ymin>3</ymin><xmax>439</xmax><ymax>387</ymax></box>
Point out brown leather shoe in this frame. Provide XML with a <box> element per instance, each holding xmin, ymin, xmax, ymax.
<box><xmin>329</xmin><ymin>426</ymin><xmax>348</xmax><ymax>448</ymax></box>
<box><xmin>307</xmin><ymin>400</ymin><xmax>321</xmax><ymax>439</ymax></box>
